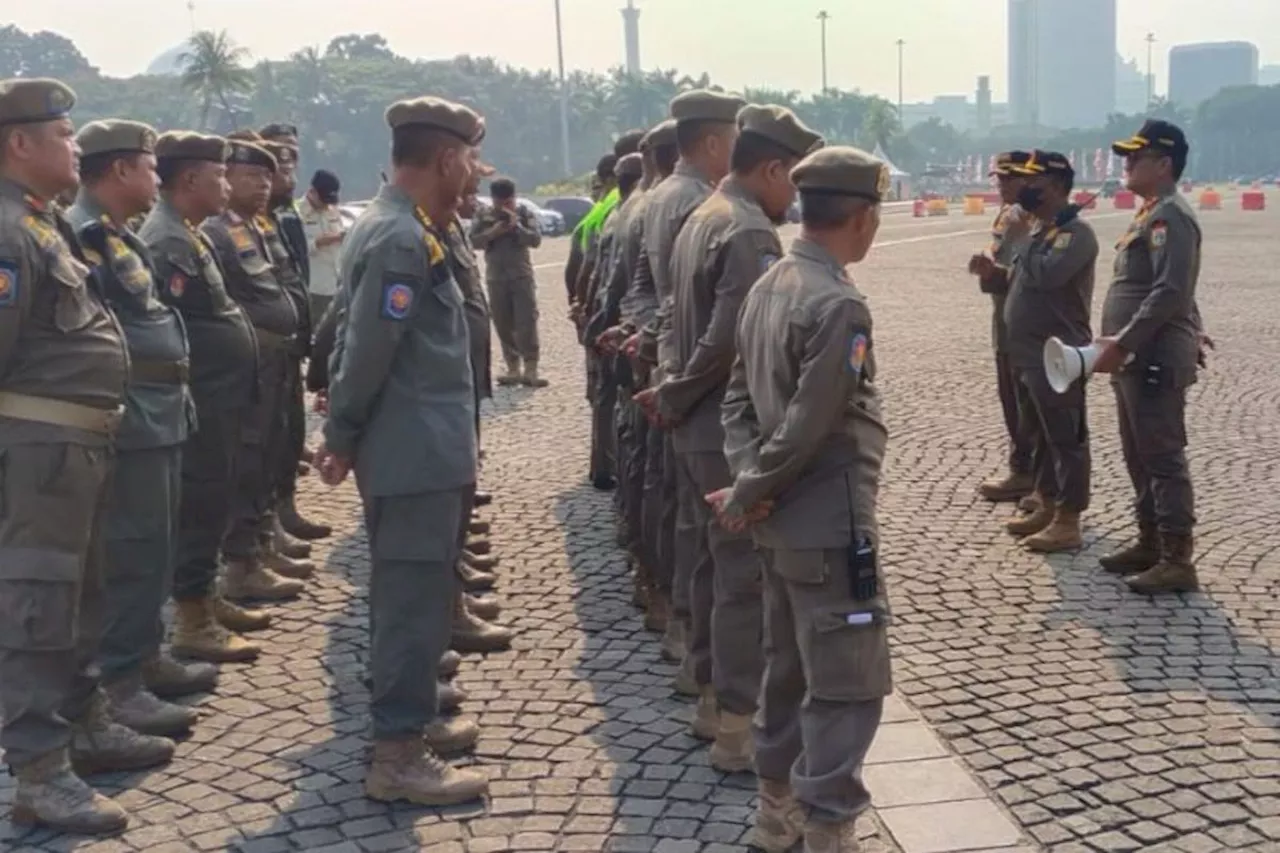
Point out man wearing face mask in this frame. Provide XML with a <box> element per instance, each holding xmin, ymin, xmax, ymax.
<box><xmin>641</xmin><ymin>104</ymin><xmax>823</xmax><ymax>773</ymax></box>
<box><xmin>975</xmin><ymin>150</ymin><xmax>1097</xmax><ymax>553</ymax></box>
<box><xmin>710</xmin><ymin>146</ymin><xmax>892</xmax><ymax>853</ymax></box>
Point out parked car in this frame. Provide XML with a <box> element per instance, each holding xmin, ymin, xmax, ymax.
<box><xmin>541</xmin><ymin>196</ymin><xmax>594</xmax><ymax>232</ymax></box>
<box><xmin>469</xmin><ymin>197</ymin><xmax>565</xmax><ymax>236</ymax></box>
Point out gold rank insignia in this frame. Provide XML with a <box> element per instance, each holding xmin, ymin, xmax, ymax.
<box><xmin>107</xmin><ymin>235</ymin><xmax>131</xmax><ymax>260</ymax></box>
<box><xmin>1053</xmin><ymin>232</ymin><xmax>1073</xmax><ymax>250</ymax></box>
<box><xmin>230</xmin><ymin>227</ymin><xmax>255</xmax><ymax>252</ymax></box>
<box><xmin>82</xmin><ymin>247</ymin><xmax>105</xmax><ymax>267</ymax></box>
<box><xmin>21</xmin><ymin>215</ymin><xmax>60</xmax><ymax>251</ymax></box>
<box><xmin>424</xmin><ymin>231</ymin><xmax>445</xmax><ymax>266</ymax></box>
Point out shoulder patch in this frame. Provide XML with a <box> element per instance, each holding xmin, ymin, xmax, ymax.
<box><xmin>381</xmin><ymin>281</ymin><xmax>415</xmax><ymax>320</ymax></box>
<box><xmin>760</xmin><ymin>253</ymin><xmax>780</xmax><ymax>274</ymax></box>
<box><xmin>0</xmin><ymin>259</ymin><xmax>19</xmax><ymax>307</ymax></box>
<box><xmin>847</xmin><ymin>331</ymin><xmax>869</xmax><ymax>377</ymax></box>
<box><xmin>1052</xmin><ymin>232</ymin><xmax>1073</xmax><ymax>251</ymax></box>
<box><xmin>1150</xmin><ymin>221</ymin><xmax>1168</xmax><ymax>248</ymax></box>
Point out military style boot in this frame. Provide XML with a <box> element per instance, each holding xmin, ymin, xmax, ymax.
<box><xmin>690</xmin><ymin>687</ymin><xmax>718</xmax><ymax>741</ymax></box>
<box><xmin>424</xmin><ymin>716</ymin><xmax>480</xmax><ymax>757</ymax></box>
<box><xmin>466</xmin><ymin>536</ymin><xmax>493</xmax><ymax>556</ymax></box>
<box><xmin>1100</xmin><ymin>525</ymin><xmax>1160</xmax><ymax>575</ymax></box>
<box><xmin>672</xmin><ymin>655</ymin><xmax>699</xmax><ymax>697</ymax></box>
<box><xmin>473</xmin><ymin>490</ymin><xmax>494</xmax><ymax>508</ymax></box>
<box><xmin>1022</xmin><ymin>508</ymin><xmax>1083</xmax><ymax>553</ymax></box>
<box><xmin>1128</xmin><ymin>533</ymin><xmax>1199</xmax><ymax>594</ymax></box>
<box><xmin>451</xmin><ymin>604</ymin><xmax>514</xmax><ymax>653</ymax></box>
<box><xmin>752</xmin><ymin>778</ymin><xmax>805</xmax><ymax>853</ymax></box>
<box><xmin>463</xmin><ymin>549</ymin><xmax>499</xmax><ymax>573</ymax></box>
<box><xmin>439</xmin><ymin>650</ymin><xmax>463</xmax><ymax>680</ymax></box>
<box><xmin>1006</xmin><ymin>494</ymin><xmax>1056</xmax><ymax>537</ymax></box>
<box><xmin>1018</xmin><ymin>492</ymin><xmax>1041</xmax><ymax>514</ymax></box>
<box><xmin>262</xmin><ymin>543</ymin><xmax>317</xmax><ymax>581</ymax></box>
<box><xmin>465</xmin><ymin>593</ymin><xmax>502</xmax><ymax>622</ymax></box>
<box><xmin>364</xmin><ymin>738</ymin><xmax>488</xmax><ymax>806</ymax></box>
<box><xmin>457</xmin><ymin>560</ymin><xmax>497</xmax><ymax>593</ymax></box>
<box><xmin>979</xmin><ymin>470</ymin><xmax>1034</xmax><ymax>502</ymax></box>
<box><xmin>11</xmin><ymin>750</ymin><xmax>129</xmax><ymax>836</ymax></box>
<box><xmin>521</xmin><ymin>361</ymin><xmax>550</xmax><ymax>388</ymax></box>
<box><xmin>645</xmin><ymin>590</ymin><xmax>670</xmax><ymax>633</ymax></box>
<box><xmin>143</xmin><ymin>652</ymin><xmax>218</xmax><ymax>699</ymax></box>
<box><xmin>224</xmin><ymin>557</ymin><xmax>304</xmax><ymax>603</ymax></box>
<box><xmin>104</xmin><ymin>675</ymin><xmax>198</xmax><ymax>738</ymax></box>
<box><xmin>709</xmin><ymin>711</ymin><xmax>755</xmax><ymax>773</ymax></box>
<box><xmin>468</xmin><ymin>518</ymin><xmax>491</xmax><ymax>536</ymax></box>
<box><xmin>278</xmin><ymin>496</ymin><xmax>332</xmax><ymax>541</ymax></box>
<box><xmin>660</xmin><ymin>618</ymin><xmax>686</xmax><ymax>663</ymax></box>
<box><xmin>70</xmin><ymin>692</ymin><xmax>175</xmax><ymax>777</ymax></box>
<box><xmin>631</xmin><ymin>560</ymin><xmax>651</xmax><ymax>611</ymax></box>
<box><xmin>496</xmin><ymin>359</ymin><xmax>522</xmax><ymax>387</ymax></box>
<box><xmin>172</xmin><ymin>599</ymin><xmax>262</xmax><ymax>663</ymax></box>
<box><xmin>213</xmin><ymin>594</ymin><xmax>272</xmax><ymax>632</ymax></box>
<box><xmin>438</xmin><ymin>682</ymin><xmax>468</xmax><ymax>714</ymax></box>
<box><xmin>272</xmin><ymin>516</ymin><xmax>312</xmax><ymax>559</ymax></box>
<box><xmin>804</xmin><ymin>817</ymin><xmax>861</xmax><ymax>853</ymax></box>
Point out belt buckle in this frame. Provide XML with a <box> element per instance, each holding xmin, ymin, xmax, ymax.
<box><xmin>103</xmin><ymin>406</ymin><xmax>125</xmax><ymax>433</ymax></box>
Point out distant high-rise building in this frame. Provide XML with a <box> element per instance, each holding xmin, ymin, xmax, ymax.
<box><xmin>976</xmin><ymin>76</ymin><xmax>992</xmax><ymax>135</ymax></box>
<box><xmin>1168</xmin><ymin>42</ymin><xmax>1258</xmax><ymax>108</ymax></box>
<box><xmin>621</xmin><ymin>1</ymin><xmax>641</xmax><ymax>74</ymax></box>
<box><xmin>1115</xmin><ymin>55</ymin><xmax>1150</xmax><ymax>115</ymax></box>
<box><xmin>1008</xmin><ymin>0</ymin><xmax>1117</xmax><ymax>129</ymax></box>
<box><xmin>1260</xmin><ymin>64</ymin><xmax>1280</xmax><ymax>87</ymax></box>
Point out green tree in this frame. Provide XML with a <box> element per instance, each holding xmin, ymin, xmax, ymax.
<box><xmin>0</xmin><ymin>25</ymin><xmax>96</xmax><ymax>78</ymax></box>
<box><xmin>325</xmin><ymin>34</ymin><xmax>394</xmax><ymax>62</ymax></box>
<box><xmin>179</xmin><ymin>30</ymin><xmax>253</xmax><ymax>130</ymax></box>
<box><xmin>860</xmin><ymin>99</ymin><xmax>902</xmax><ymax>152</ymax></box>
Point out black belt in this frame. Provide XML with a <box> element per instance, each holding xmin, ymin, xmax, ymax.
<box><xmin>130</xmin><ymin>359</ymin><xmax>190</xmax><ymax>385</ymax></box>
<box><xmin>254</xmin><ymin>327</ymin><xmax>296</xmax><ymax>351</ymax></box>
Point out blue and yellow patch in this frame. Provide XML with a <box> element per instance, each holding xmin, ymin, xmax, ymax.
<box><xmin>230</xmin><ymin>226</ymin><xmax>256</xmax><ymax>257</ymax></box>
<box><xmin>0</xmin><ymin>259</ymin><xmax>19</xmax><ymax>307</ymax></box>
<box><xmin>381</xmin><ymin>282</ymin><xmax>415</xmax><ymax>320</ymax></box>
<box><xmin>847</xmin><ymin>332</ymin><xmax>869</xmax><ymax>377</ymax></box>
<box><xmin>760</xmin><ymin>253</ymin><xmax>779</xmax><ymax>274</ymax></box>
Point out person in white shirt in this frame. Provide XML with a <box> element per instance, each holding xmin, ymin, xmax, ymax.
<box><xmin>300</xmin><ymin>169</ymin><xmax>346</xmax><ymax>321</ymax></box>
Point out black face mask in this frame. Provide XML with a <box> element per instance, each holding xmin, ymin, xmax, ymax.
<box><xmin>1016</xmin><ymin>186</ymin><xmax>1045</xmax><ymax>211</ymax></box>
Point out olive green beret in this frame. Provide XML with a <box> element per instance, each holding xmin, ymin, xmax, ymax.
<box><xmin>669</xmin><ymin>89</ymin><xmax>745</xmax><ymax>125</ymax></box>
<box><xmin>259</xmin><ymin>122</ymin><xmax>299</xmax><ymax>145</ymax></box>
<box><xmin>153</xmin><ymin>131</ymin><xmax>230</xmax><ymax>164</ymax></box>
<box><xmin>225</xmin><ymin>132</ymin><xmax>277</xmax><ymax>172</ymax></box>
<box><xmin>0</xmin><ymin>77</ymin><xmax>76</xmax><ymax>127</ymax></box>
<box><xmin>639</xmin><ymin>118</ymin><xmax>677</xmax><ymax>151</ymax></box>
<box><xmin>262</xmin><ymin>139</ymin><xmax>297</xmax><ymax>166</ymax></box>
<box><xmin>385</xmin><ymin>96</ymin><xmax>485</xmax><ymax>145</ymax></box>
<box><xmin>75</xmin><ymin>119</ymin><xmax>157</xmax><ymax>158</ymax></box>
<box><xmin>614</xmin><ymin>152</ymin><xmax>644</xmax><ymax>179</ymax></box>
<box><xmin>737</xmin><ymin>105</ymin><xmax>824</xmax><ymax>159</ymax></box>
<box><xmin>791</xmin><ymin>145</ymin><xmax>890</xmax><ymax>202</ymax></box>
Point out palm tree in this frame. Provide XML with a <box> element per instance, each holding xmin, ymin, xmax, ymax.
<box><xmin>290</xmin><ymin>46</ymin><xmax>329</xmax><ymax>105</ymax></box>
<box><xmin>179</xmin><ymin>30</ymin><xmax>253</xmax><ymax>130</ymax></box>
<box><xmin>861</xmin><ymin>99</ymin><xmax>902</xmax><ymax>152</ymax></box>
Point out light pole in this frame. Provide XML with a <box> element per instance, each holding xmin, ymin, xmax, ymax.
<box><xmin>1145</xmin><ymin>32</ymin><xmax>1156</xmax><ymax>108</ymax></box>
<box><xmin>817</xmin><ymin>10</ymin><xmax>830</xmax><ymax>92</ymax></box>
<box><xmin>554</xmin><ymin>0</ymin><xmax>572</xmax><ymax>177</ymax></box>
<box><xmin>896</xmin><ymin>39</ymin><xmax>905</xmax><ymax>119</ymax></box>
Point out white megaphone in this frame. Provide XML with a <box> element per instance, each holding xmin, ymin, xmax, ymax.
<box><xmin>1043</xmin><ymin>336</ymin><xmax>1098</xmax><ymax>394</ymax></box>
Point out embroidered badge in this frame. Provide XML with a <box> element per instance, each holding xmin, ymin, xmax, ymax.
<box><xmin>1150</xmin><ymin>221</ymin><xmax>1168</xmax><ymax>248</ymax></box>
<box><xmin>1053</xmin><ymin>232</ymin><xmax>1073</xmax><ymax>251</ymax></box>
<box><xmin>168</xmin><ymin>272</ymin><xmax>187</xmax><ymax>298</ymax></box>
<box><xmin>381</xmin><ymin>282</ymin><xmax>414</xmax><ymax>320</ymax></box>
<box><xmin>82</xmin><ymin>247</ymin><xmax>105</xmax><ymax>267</ymax></box>
<box><xmin>107</xmin><ymin>235</ymin><xmax>131</xmax><ymax>260</ymax></box>
<box><xmin>0</xmin><ymin>259</ymin><xmax>19</xmax><ymax>307</ymax></box>
<box><xmin>847</xmin><ymin>332</ymin><xmax>869</xmax><ymax>376</ymax></box>
<box><xmin>230</xmin><ymin>227</ymin><xmax>256</xmax><ymax>255</ymax></box>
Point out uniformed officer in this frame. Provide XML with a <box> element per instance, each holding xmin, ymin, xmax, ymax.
<box><xmin>972</xmin><ymin>150</ymin><xmax>1038</xmax><ymax>504</ymax></box>
<box><xmin>471</xmin><ymin>176</ymin><xmax>545</xmax><ymax>387</ymax></box>
<box><xmin>139</xmin><ymin>131</ymin><xmax>267</xmax><ymax>665</ymax></box>
<box><xmin>1092</xmin><ymin>120</ymin><xmax>1203</xmax><ymax>594</ymax></box>
<box><xmin>0</xmin><ymin>77</ymin><xmax>174</xmax><ymax>836</ymax></box>
<box><xmin>67</xmin><ymin>120</ymin><xmax>206</xmax><ymax>737</ymax></box>
<box><xmin>632</xmin><ymin>88</ymin><xmax>745</xmax><ymax>683</ymax></box>
<box><xmin>203</xmin><ymin>133</ymin><xmax>308</xmax><ymax>603</ymax></box>
<box><xmin>711</xmin><ymin>146</ymin><xmax>892</xmax><ymax>853</ymax></box>
<box><xmin>976</xmin><ymin>150</ymin><xmax>1097</xmax><ymax>552</ymax></box>
<box><xmin>644</xmin><ymin>104</ymin><xmax>824</xmax><ymax>772</ymax></box>
<box><xmin>314</xmin><ymin>95</ymin><xmax>488</xmax><ymax>806</ymax></box>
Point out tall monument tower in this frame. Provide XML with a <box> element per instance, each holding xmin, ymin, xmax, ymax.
<box><xmin>622</xmin><ymin>0</ymin><xmax>641</xmax><ymax>73</ymax></box>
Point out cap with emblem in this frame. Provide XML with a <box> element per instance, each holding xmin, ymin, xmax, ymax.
<box><xmin>1111</xmin><ymin>119</ymin><xmax>1189</xmax><ymax>158</ymax></box>
<box><xmin>990</xmin><ymin>150</ymin><xmax>1032</xmax><ymax>176</ymax></box>
<box><xmin>640</xmin><ymin>118</ymin><xmax>677</xmax><ymax>151</ymax></box>
<box><xmin>0</xmin><ymin>77</ymin><xmax>76</xmax><ymax>127</ymax></box>
<box><xmin>75</xmin><ymin>119</ymin><xmax>157</xmax><ymax>158</ymax></box>
<box><xmin>262</xmin><ymin>140</ymin><xmax>297</xmax><ymax>167</ymax></box>
<box><xmin>791</xmin><ymin>145</ymin><xmax>890</xmax><ymax>203</ymax></box>
<box><xmin>1011</xmin><ymin>149</ymin><xmax>1073</xmax><ymax>180</ymax></box>
<box><xmin>259</xmin><ymin>122</ymin><xmax>299</xmax><ymax>146</ymax></box>
<box><xmin>736</xmin><ymin>104</ymin><xmax>824</xmax><ymax>158</ymax></box>
<box><xmin>614</xmin><ymin>152</ymin><xmax>644</xmax><ymax>179</ymax></box>
<box><xmin>669</xmin><ymin>89</ymin><xmax>746</xmax><ymax>125</ymax></box>
<box><xmin>154</xmin><ymin>131</ymin><xmax>230</xmax><ymax>164</ymax></box>
<box><xmin>223</xmin><ymin>131</ymin><xmax>277</xmax><ymax>172</ymax></box>
<box><xmin>385</xmin><ymin>96</ymin><xmax>486</xmax><ymax>145</ymax></box>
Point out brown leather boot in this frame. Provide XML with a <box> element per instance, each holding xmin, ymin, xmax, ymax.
<box><xmin>521</xmin><ymin>361</ymin><xmax>550</xmax><ymax>388</ymax></box>
<box><xmin>438</xmin><ymin>681</ymin><xmax>468</xmax><ymax>714</ymax></box>
<box><xmin>473</xmin><ymin>490</ymin><xmax>493</xmax><ymax>508</ymax></box>
<box><xmin>660</xmin><ymin>618</ymin><xmax>686</xmax><ymax>663</ymax></box>
<box><xmin>224</xmin><ymin>558</ymin><xmax>304</xmax><ymax>603</ymax></box>
<box><xmin>278</xmin><ymin>497</ymin><xmax>332</xmax><ymax>541</ymax></box>
<box><xmin>457</xmin><ymin>560</ymin><xmax>497</xmax><ymax>593</ymax></box>
<box><xmin>466</xmin><ymin>537</ymin><xmax>493</xmax><ymax>556</ymax></box>
<box><xmin>645</xmin><ymin>590</ymin><xmax>670</xmax><ymax>633</ymax></box>
<box><xmin>212</xmin><ymin>595</ymin><xmax>272</xmax><ymax>632</ymax></box>
<box><xmin>11</xmin><ymin>750</ymin><xmax>129</xmax><ymax>836</ymax></box>
<box><xmin>364</xmin><ymin>739</ymin><xmax>488</xmax><ymax>806</ymax></box>
<box><xmin>1022</xmin><ymin>508</ymin><xmax>1083</xmax><ymax>553</ymax></box>
<box><xmin>1006</xmin><ymin>495</ymin><xmax>1056</xmax><ymax>537</ymax></box>
<box><xmin>172</xmin><ymin>599</ymin><xmax>261</xmax><ymax>663</ymax></box>
<box><xmin>103</xmin><ymin>676</ymin><xmax>198</xmax><ymax>738</ymax></box>
<box><xmin>1128</xmin><ymin>533</ymin><xmax>1199</xmax><ymax>594</ymax></box>
<box><xmin>142</xmin><ymin>652</ymin><xmax>218</xmax><ymax>699</ymax></box>
<box><xmin>632</xmin><ymin>560</ymin><xmax>651</xmax><ymax>611</ymax></box>
<box><xmin>424</xmin><ymin>716</ymin><xmax>479</xmax><ymax>757</ymax></box>
<box><xmin>803</xmin><ymin>816</ymin><xmax>861</xmax><ymax>852</ymax></box>
<box><xmin>979</xmin><ymin>471</ymin><xmax>1034</xmax><ymax>502</ymax></box>
<box><xmin>451</xmin><ymin>607</ymin><xmax>514</xmax><ymax>653</ymax></box>
<box><xmin>272</xmin><ymin>516</ymin><xmax>312</xmax><ymax>559</ymax></box>
<box><xmin>1018</xmin><ymin>492</ymin><xmax>1041</xmax><ymax>514</ymax></box>
<box><xmin>262</xmin><ymin>545</ymin><xmax>316</xmax><ymax>581</ymax></box>
<box><xmin>752</xmin><ymin>778</ymin><xmax>804</xmax><ymax>853</ymax></box>
<box><xmin>1100</xmin><ymin>525</ymin><xmax>1160</xmax><ymax>575</ymax></box>
<box><xmin>464</xmin><ymin>593</ymin><xmax>501</xmax><ymax>622</ymax></box>
<box><xmin>70</xmin><ymin>692</ymin><xmax>175</xmax><ymax>777</ymax></box>
<box><xmin>439</xmin><ymin>650</ymin><xmax>463</xmax><ymax>680</ymax></box>
<box><xmin>710</xmin><ymin>711</ymin><xmax>755</xmax><ymax>773</ymax></box>
<box><xmin>690</xmin><ymin>687</ymin><xmax>718</xmax><ymax>741</ymax></box>
<box><xmin>672</xmin><ymin>655</ymin><xmax>699</xmax><ymax>697</ymax></box>
<box><xmin>468</xmin><ymin>518</ymin><xmax>491</xmax><ymax>536</ymax></box>
<box><xmin>496</xmin><ymin>360</ymin><xmax>522</xmax><ymax>387</ymax></box>
<box><xmin>462</xmin><ymin>549</ymin><xmax>499</xmax><ymax>572</ymax></box>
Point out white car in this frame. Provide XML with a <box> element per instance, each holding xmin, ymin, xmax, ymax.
<box><xmin>471</xmin><ymin>197</ymin><xmax>565</xmax><ymax>236</ymax></box>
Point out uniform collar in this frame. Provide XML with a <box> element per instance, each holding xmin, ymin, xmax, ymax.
<box><xmin>0</xmin><ymin>177</ymin><xmax>51</xmax><ymax>213</ymax></box>
<box><xmin>377</xmin><ymin>183</ymin><xmax>417</xmax><ymax>214</ymax></box>
<box><xmin>674</xmin><ymin>159</ymin><xmax>712</xmax><ymax>185</ymax></box>
<box><xmin>790</xmin><ymin>236</ymin><xmax>845</xmax><ymax>276</ymax></box>
<box><xmin>155</xmin><ymin>196</ymin><xmax>201</xmax><ymax>233</ymax></box>
<box><xmin>70</xmin><ymin>190</ymin><xmax>118</xmax><ymax>233</ymax></box>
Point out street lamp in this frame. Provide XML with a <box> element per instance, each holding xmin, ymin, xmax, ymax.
<box><xmin>817</xmin><ymin>11</ymin><xmax>830</xmax><ymax>92</ymax></box>
<box><xmin>554</xmin><ymin>0</ymin><xmax>572</xmax><ymax>177</ymax></box>
<box><xmin>1145</xmin><ymin>32</ymin><xmax>1156</xmax><ymax>108</ymax></box>
<box><xmin>896</xmin><ymin>39</ymin><xmax>905</xmax><ymax>119</ymax></box>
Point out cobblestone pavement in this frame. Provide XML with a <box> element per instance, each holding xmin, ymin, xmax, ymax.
<box><xmin>1</xmin><ymin>202</ymin><xmax>1277</xmax><ymax>853</ymax></box>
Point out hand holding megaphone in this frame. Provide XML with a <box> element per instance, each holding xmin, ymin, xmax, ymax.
<box><xmin>1043</xmin><ymin>336</ymin><xmax>1134</xmax><ymax>393</ymax></box>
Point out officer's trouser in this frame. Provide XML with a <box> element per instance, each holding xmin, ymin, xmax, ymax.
<box><xmin>1113</xmin><ymin>374</ymin><xmax>1195</xmax><ymax>535</ymax></box>
<box><xmin>590</xmin><ymin>356</ymin><xmax>617</xmax><ymax>482</ymax></box>
<box><xmin>101</xmin><ymin>445</ymin><xmax>181</xmax><ymax>684</ymax></box>
<box><xmin>1020</xmin><ymin>370</ymin><xmax>1090</xmax><ymax>513</ymax></box>
<box><xmin>679</xmin><ymin>451</ymin><xmax>763</xmax><ymax>715</ymax></box>
<box><xmin>274</xmin><ymin>353</ymin><xmax>307</xmax><ymax>507</ymax></box>
<box><xmin>361</xmin><ymin>484</ymin><xmax>470</xmax><ymax>739</ymax></box>
<box><xmin>995</xmin><ymin>351</ymin><xmax>1035</xmax><ymax>475</ymax></box>
<box><xmin>224</xmin><ymin>346</ymin><xmax>289</xmax><ymax>561</ymax></box>
<box><xmin>623</xmin><ymin>399</ymin><xmax>650</xmax><ymax>565</ymax></box>
<box><xmin>612</xmin><ymin>372</ymin><xmax>636</xmax><ymax>548</ymax></box>
<box><xmin>173</xmin><ymin>402</ymin><xmax>243</xmax><ymax>600</ymax></box>
<box><xmin>0</xmin><ymin>442</ymin><xmax>113</xmax><ymax>769</ymax></box>
<box><xmin>487</xmin><ymin>276</ymin><xmax>540</xmax><ymax>365</ymax></box>
<box><xmin>642</xmin><ymin>427</ymin><xmax>677</xmax><ymax>604</ymax></box>
<box><xmin>755</xmin><ymin>547</ymin><xmax>890</xmax><ymax>823</ymax></box>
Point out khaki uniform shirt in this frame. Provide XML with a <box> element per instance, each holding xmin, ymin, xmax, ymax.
<box><xmin>202</xmin><ymin>210</ymin><xmax>299</xmax><ymax>343</ymax></box>
<box><xmin>1003</xmin><ymin>215</ymin><xmax>1098</xmax><ymax>371</ymax></box>
<box><xmin>470</xmin><ymin>204</ymin><xmax>541</xmax><ymax>283</ymax></box>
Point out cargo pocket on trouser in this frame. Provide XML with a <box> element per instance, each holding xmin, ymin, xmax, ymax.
<box><xmin>770</xmin><ymin>549</ymin><xmax>828</xmax><ymax>585</ymax></box>
<box><xmin>0</xmin><ymin>550</ymin><xmax>82</xmax><ymax>652</ymax></box>
<box><xmin>804</xmin><ymin>605</ymin><xmax>893</xmax><ymax>703</ymax></box>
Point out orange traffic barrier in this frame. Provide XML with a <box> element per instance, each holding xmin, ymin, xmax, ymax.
<box><xmin>963</xmin><ymin>196</ymin><xmax>985</xmax><ymax>215</ymax></box>
<box><xmin>1072</xmin><ymin>191</ymin><xmax>1096</xmax><ymax>210</ymax></box>
<box><xmin>1114</xmin><ymin>190</ymin><xmax>1136</xmax><ymax>210</ymax></box>
<box><xmin>926</xmin><ymin>198</ymin><xmax>949</xmax><ymax>216</ymax></box>
<box><xmin>1242</xmin><ymin>190</ymin><xmax>1265</xmax><ymax>211</ymax></box>
<box><xmin>1199</xmin><ymin>188</ymin><xmax>1223</xmax><ymax>210</ymax></box>
<box><xmin>913</xmin><ymin>199</ymin><xmax>925</xmax><ymax>217</ymax></box>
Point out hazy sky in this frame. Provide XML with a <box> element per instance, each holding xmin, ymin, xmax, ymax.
<box><xmin>11</xmin><ymin>0</ymin><xmax>1280</xmax><ymax>102</ymax></box>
